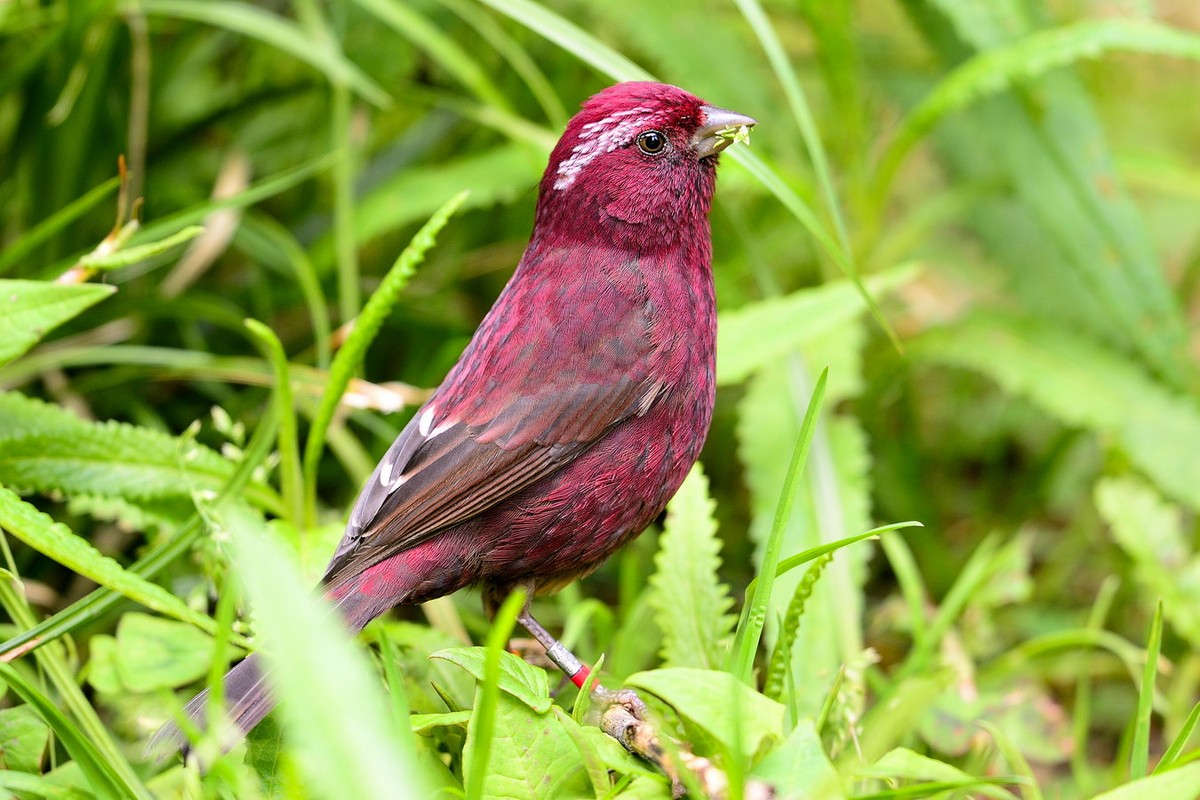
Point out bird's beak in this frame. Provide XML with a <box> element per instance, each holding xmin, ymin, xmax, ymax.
<box><xmin>692</xmin><ymin>105</ymin><xmax>759</xmax><ymax>159</ymax></box>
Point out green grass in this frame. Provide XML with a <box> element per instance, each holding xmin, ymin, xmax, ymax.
<box><xmin>1</xmin><ymin>1</ymin><xmax>1199</xmax><ymax>797</ymax></box>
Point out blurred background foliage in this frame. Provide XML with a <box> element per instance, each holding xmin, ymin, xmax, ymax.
<box><xmin>1</xmin><ymin>0</ymin><xmax>1199</xmax><ymax>797</ymax></box>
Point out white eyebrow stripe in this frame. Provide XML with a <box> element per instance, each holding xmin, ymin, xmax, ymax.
<box><xmin>553</xmin><ymin>106</ymin><xmax>659</xmax><ymax>191</ymax></box>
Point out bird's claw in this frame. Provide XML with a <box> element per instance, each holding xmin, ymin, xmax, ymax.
<box><xmin>588</xmin><ymin>685</ymin><xmax>649</xmax><ymax>723</ymax></box>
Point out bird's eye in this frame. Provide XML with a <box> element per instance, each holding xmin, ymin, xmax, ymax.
<box><xmin>636</xmin><ymin>130</ymin><xmax>668</xmax><ymax>156</ymax></box>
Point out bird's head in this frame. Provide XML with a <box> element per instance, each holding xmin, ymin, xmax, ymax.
<box><xmin>535</xmin><ymin>82</ymin><xmax>756</xmax><ymax>249</ymax></box>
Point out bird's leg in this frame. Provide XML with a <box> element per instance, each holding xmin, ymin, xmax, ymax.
<box><xmin>515</xmin><ymin>599</ymin><xmax>593</xmax><ymax>690</ymax></box>
<box><xmin>518</xmin><ymin>606</ymin><xmax>648</xmax><ymax>717</ymax></box>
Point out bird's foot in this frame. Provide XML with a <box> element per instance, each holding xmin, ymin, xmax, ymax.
<box><xmin>587</xmin><ymin>685</ymin><xmax>649</xmax><ymax>725</ymax></box>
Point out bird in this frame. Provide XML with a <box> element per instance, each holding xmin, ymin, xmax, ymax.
<box><xmin>154</xmin><ymin>80</ymin><xmax>756</xmax><ymax>755</ymax></box>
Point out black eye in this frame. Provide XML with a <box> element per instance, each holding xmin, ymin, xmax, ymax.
<box><xmin>636</xmin><ymin>130</ymin><xmax>667</xmax><ymax>155</ymax></box>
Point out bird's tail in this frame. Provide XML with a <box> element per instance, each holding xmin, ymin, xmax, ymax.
<box><xmin>147</xmin><ymin>569</ymin><xmax>412</xmax><ymax>762</ymax></box>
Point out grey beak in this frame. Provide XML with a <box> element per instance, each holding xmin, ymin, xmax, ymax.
<box><xmin>692</xmin><ymin>105</ymin><xmax>759</xmax><ymax>158</ymax></box>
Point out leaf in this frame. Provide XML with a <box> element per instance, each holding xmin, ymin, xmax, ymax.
<box><xmin>312</xmin><ymin>146</ymin><xmax>539</xmax><ymax>271</ymax></box>
<box><xmin>627</xmin><ymin>668</ymin><xmax>784</xmax><ymax>759</ymax></box>
<box><xmin>429</xmin><ymin>647</ymin><xmax>552</xmax><ymax>714</ymax></box>
<box><xmin>77</xmin><ymin>226</ymin><xmax>204</xmax><ymax>271</ymax></box>
<box><xmin>716</xmin><ymin>265</ymin><xmax>917</xmax><ymax>386</ymax></box>
<box><xmin>900</xmin><ymin>8</ymin><xmax>1188</xmax><ymax>388</ymax></box>
<box><xmin>1092</xmin><ymin>762</ymin><xmax>1200</xmax><ymax>800</ymax></box>
<box><xmin>410</xmin><ymin>711</ymin><xmax>472</xmax><ymax>735</ymax></box>
<box><xmin>1095</xmin><ymin>476</ymin><xmax>1200</xmax><ymax>646</ymax></box>
<box><xmin>648</xmin><ymin>463</ymin><xmax>735</xmax><ymax>670</ymax></box>
<box><xmin>858</xmin><ymin>747</ymin><xmax>1020</xmax><ymax>799</ymax></box>
<box><xmin>136</xmin><ymin>0</ymin><xmax>391</xmax><ymax>107</ymax></box>
<box><xmin>113</xmin><ymin>613</ymin><xmax>214</xmax><ymax>692</ymax></box>
<box><xmin>460</xmin><ymin>689</ymin><xmax>590</xmax><ymax>800</ymax></box>
<box><xmin>878</xmin><ymin>19</ymin><xmax>1200</xmax><ymax>203</ymax></box>
<box><xmin>918</xmin><ymin>684</ymin><xmax>1071</xmax><ymax>764</ymax></box>
<box><xmin>728</xmin><ymin>369</ymin><xmax>827</xmax><ymax>685</ymax></box>
<box><xmin>85</xmin><ymin>634</ymin><xmax>121</xmax><ymax>695</ymax></box>
<box><xmin>302</xmin><ymin>191</ymin><xmax>468</xmax><ymax>501</ymax></box>
<box><xmin>0</xmin><ymin>770</ymin><xmax>94</xmax><ymax>800</ymax></box>
<box><xmin>226</xmin><ymin>506</ymin><xmax>424</xmax><ymax>800</ymax></box>
<box><xmin>750</xmin><ymin>720</ymin><xmax>844</xmax><ymax>799</ymax></box>
<box><xmin>916</xmin><ymin>315</ymin><xmax>1200</xmax><ymax>513</ymax></box>
<box><xmin>0</xmin><ymin>704</ymin><xmax>50</xmax><ymax>773</ymax></box>
<box><xmin>0</xmin><ymin>391</ymin><xmax>278</xmax><ymax>512</ymax></box>
<box><xmin>0</xmin><ymin>280</ymin><xmax>114</xmax><ymax>367</ymax></box>
<box><xmin>0</xmin><ymin>486</ymin><xmax>222</xmax><ymax>637</ymax></box>
<box><xmin>0</xmin><ymin>662</ymin><xmax>147</xmax><ymax>799</ymax></box>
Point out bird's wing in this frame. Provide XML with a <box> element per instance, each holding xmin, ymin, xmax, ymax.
<box><xmin>322</xmin><ymin>254</ymin><xmax>665</xmax><ymax>586</ymax></box>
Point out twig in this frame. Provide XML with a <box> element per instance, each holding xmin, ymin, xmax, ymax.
<box><xmin>599</xmin><ymin>702</ymin><xmax>776</xmax><ymax>800</ymax></box>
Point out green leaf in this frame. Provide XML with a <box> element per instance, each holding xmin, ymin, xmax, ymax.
<box><xmin>86</xmin><ymin>634</ymin><xmax>121</xmax><ymax>695</ymax></box>
<box><xmin>0</xmin><ymin>662</ymin><xmax>148</xmax><ymax>799</ymax></box>
<box><xmin>1092</xmin><ymin>762</ymin><xmax>1200</xmax><ymax>800</ymax></box>
<box><xmin>857</xmin><ymin>747</ymin><xmax>1021</xmax><ymax>799</ymax></box>
<box><xmin>77</xmin><ymin>225</ymin><xmax>204</xmax><ymax>271</ymax></box>
<box><xmin>648</xmin><ymin>463</ymin><xmax>735</xmax><ymax>670</ymax></box>
<box><xmin>717</xmin><ymin>265</ymin><xmax>917</xmax><ymax>386</ymax></box>
<box><xmin>410</xmin><ymin>711</ymin><xmax>472</xmax><ymax>734</ymax></box>
<box><xmin>917</xmin><ymin>315</ymin><xmax>1200</xmax><ymax>512</ymax></box>
<box><xmin>429</xmin><ymin>647</ymin><xmax>552</xmax><ymax>714</ymax></box>
<box><xmin>1096</xmin><ymin>476</ymin><xmax>1200</xmax><ymax>645</ymax></box>
<box><xmin>312</xmin><ymin>147</ymin><xmax>538</xmax><ymax>271</ymax></box>
<box><xmin>135</xmin><ymin>0</ymin><xmax>391</xmax><ymax>107</ymax></box>
<box><xmin>0</xmin><ymin>280</ymin><xmax>114</xmax><ymax>367</ymax></box>
<box><xmin>303</xmin><ymin>191</ymin><xmax>468</xmax><ymax>513</ymax></box>
<box><xmin>627</xmin><ymin>668</ymin><xmax>785</xmax><ymax>759</ymax></box>
<box><xmin>0</xmin><ymin>486</ymin><xmax>222</xmax><ymax>637</ymax></box>
<box><xmin>729</xmin><ymin>368</ymin><xmax>827</xmax><ymax>685</ymax></box>
<box><xmin>113</xmin><ymin>612</ymin><xmax>214</xmax><ymax>692</ymax></box>
<box><xmin>0</xmin><ymin>391</ymin><xmax>279</xmax><ymax>513</ymax></box>
<box><xmin>750</xmin><ymin>720</ymin><xmax>844</xmax><ymax>799</ymax></box>
<box><xmin>226</xmin><ymin>506</ymin><xmax>424</xmax><ymax>800</ymax></box>
<box><xmin>461</xmin><ymin>690</ymin><xmax>591</xmax><ymax>800</ymax></box>
<box><xmin>878</xmin><ymin>19</ymin><xmax>1200</xmax><ymax>203</ymax></box>
<box><xmin>0</xmin><ymin>770</ymin><xmax>94</xmax><ymax>800</ymax></box>
<box><xmin>0</xmin><ymin>704</ymin><xmax>50</xmax><ymax>773</ymax></box>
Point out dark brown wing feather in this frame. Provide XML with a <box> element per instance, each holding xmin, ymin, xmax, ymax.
<box><xmin>323</xmin><ymin>251</ymin><xmax>662</xmax><ymax>587</ymax></box>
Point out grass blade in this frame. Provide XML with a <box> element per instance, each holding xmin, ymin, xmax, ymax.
<box><xmin>728</xmin><ymin>367</ymin><xmax>827</xmax><ymax>683</ymax></box>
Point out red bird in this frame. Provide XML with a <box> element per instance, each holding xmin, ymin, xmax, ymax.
<box><xmin>159</xmin><ymin>81</ymin><xmax>755</xmax><ymax>750</ymax></box>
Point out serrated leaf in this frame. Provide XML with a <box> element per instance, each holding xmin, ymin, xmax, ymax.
<box><xmin>114</xmin><ymin>612</ymin><xmax>214</xmax><ymax>692</ymax></box>
<box><xmin>0</xmin><ymin>485</ymin><xmax>221</xmax><ymax>636</ymax></box>
<box><xmin>627</xmin><ymin>668</ymin><xmax>784</xmax><ymax>759</ymax></box>
<box><xmin>716</xmin><ymin>264</ymin><xmax>917</xmax><ymax>386</ymax></box>
<box><xmin>0</xmin><ymin>391</ymin><xmax>276</xmax><ymax>511</ymax></box>
<box><xmin>1096</xmin><ymin>476</ymin><xmax>1200</xmax><ymax>645</ymax></box>
<box><xmin>429</xmin><ymin>647</ymin><xmax>551</xmax><ymax>713</ymax></box>
<box><xmin>460</xmin><ymin>689</ymin><xmax>590</xmax><ymax>799</ymax></box>
<box><xmin>917</xmin><ymin>315</ymin><xmax>1200</xmax><ymax>513</ymax></box>
<box><xmin>648</xmin><ymin>463</ymin><xmax>735</xmax><ymax>670</ymax></box>
<box><xmin>0</xmin><ymin>280</ymin><xmax>114</xmax><ymax>367</ymax></box>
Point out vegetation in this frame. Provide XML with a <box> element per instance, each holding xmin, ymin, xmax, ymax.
<box><xmin>1</xmin><ymin>1</ymin><xmax>1198</xmax><ymax>797</ymax></box>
